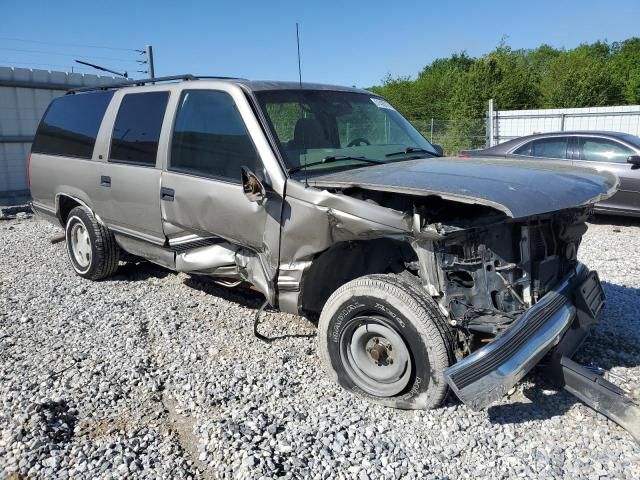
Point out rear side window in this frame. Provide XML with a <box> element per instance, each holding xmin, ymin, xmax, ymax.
<box><xmin>170</xmin><ymin>90</ymin><xmax>259</xmax><ymax>181</ymax></box>
<box><xmin>514</xmin><ymin>137</ymin><xmax>568</xmax><ymax>159</ymax></box>
<box><xmin>32</xmin><ymin>91</ymin><xmax>114</xmax><ymax>159</ymax></box>
<box><xmin>110</xmin><ymin>91</ymin><xmax>169</xmax><ymax>166</ymax></box>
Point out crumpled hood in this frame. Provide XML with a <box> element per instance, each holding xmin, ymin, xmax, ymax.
<box><xmin>309</xmin><ymin>156</ymin><xmax>618</xmax><ymax>218</ymax></box>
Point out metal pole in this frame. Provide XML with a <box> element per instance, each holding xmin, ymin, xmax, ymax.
<box><xmin>146</xmin><ymin>45</ymin><xmax>155</xmax><ymax>79</ymax></box>
<box><xmin>560</xmin><ymin>113</ymin><xmax>565</xmax><ymax>132</ymax></box>
<box><xmin>488</xmin><ymin>99</ymin><xmax>494</xmax><ymax>147</ymax></box>
<box><xmin>430</xmin><ymin>118</ymin><xmax>434</xmax><ymax>143</ymax></box>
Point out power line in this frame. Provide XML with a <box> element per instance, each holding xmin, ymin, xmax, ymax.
<box><xmin>0</xmin><ymin>47</ymin><xmax>140</xmax><ymax>63</ymax></box>
<box><xmin>0</xmin><ymin>59</ymin><xmax>129</xmax><ymax>73</ymax></box>
<box><xmin>0</xmin><ymin>36</ymin><xmax>138</xmax><ymax>52</ymax></box>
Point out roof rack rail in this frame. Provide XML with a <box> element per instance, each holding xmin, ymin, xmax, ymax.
<box><xmin>67</xmin><ymin>74</ymin><xmax>247</xmax><ymax>94</ymax></box>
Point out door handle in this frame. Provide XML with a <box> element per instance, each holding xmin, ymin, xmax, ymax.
<box><xmin>100</xmin><ymin>175</ymin><xmax>111</xmax><ymax>187</ymax></box>
<box><xmin>161</xmin><ymin>187</ymin><xmax>175</xmax><ymax>201</ymax></box>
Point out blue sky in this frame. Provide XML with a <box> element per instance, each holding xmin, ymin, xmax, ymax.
<box><xmin>2</xmin><ymin>0</ymin><xmax>639</xmax><ymax>87</ymax></box>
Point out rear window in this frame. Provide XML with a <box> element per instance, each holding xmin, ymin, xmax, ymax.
<box><xmin>513</xmin><ymin>137</ymin><xmax>568</xmax><ymax>159</ymax></box>
<box><xmin>110</xmin><ymin>91</ymin><xmax>169</xmax><ymax>166</ymax></box>
<box><xmin>31</xmin><ymin>91</ymin><xmax>114</xmax><ymax>159</ymax></box>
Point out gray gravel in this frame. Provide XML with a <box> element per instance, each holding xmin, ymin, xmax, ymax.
<box><xmin>1</xmin><ymin>214</ymin><xmax>639</xmax><ymax>479</ymax></box>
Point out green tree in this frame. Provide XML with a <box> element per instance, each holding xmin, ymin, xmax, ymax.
<box><xmin>610</xmin><ymin>38</ymin><xmax>640</xmax><ymax>103</ymax></box>
<box><xmin>412</xmin><ymin>52</ymin><xmax>474</xmax><ymax>119</ymax></box>
<box><xmin>369</xmin><ymin>38</ymin><xmax>640</xmax><ymax>153</ymax></box>
<box><xmin>541</xmin><ymin>44</ymin><xmax>623</xmax><ymax>107</ymax></box>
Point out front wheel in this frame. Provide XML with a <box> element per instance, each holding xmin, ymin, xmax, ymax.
<box><xmin>318</xmin><ymin>274</ymin><xmax>455</xmax><ymax>409</ymax></box>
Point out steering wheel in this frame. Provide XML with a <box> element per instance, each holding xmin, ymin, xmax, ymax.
<box><xmin>347</xmin><ymin>137</ymin><xmax>371</xmax><ymax>147</ymax></box>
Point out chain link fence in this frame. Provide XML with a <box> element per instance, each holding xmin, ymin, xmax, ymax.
<box><xmin>410</xmin><ymin>118</ymin><xmax>488</xmax><ymax>155</ymax></box>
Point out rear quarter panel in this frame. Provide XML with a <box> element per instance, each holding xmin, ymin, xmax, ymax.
<box><xmin>30</xmin><ymin>153</ymin><xmax>102</xmax><ymax>223</ymax></box>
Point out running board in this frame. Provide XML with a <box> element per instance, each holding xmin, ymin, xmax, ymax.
<box><xmin>548</xmin><ymin>356</ymin><xmax>640</xmax><ymax>444</ymax></box>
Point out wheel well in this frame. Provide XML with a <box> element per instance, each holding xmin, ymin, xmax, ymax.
<box><xmin>57</xmin><ymin>195</ymin><xmax>82</xmax><ymax>225</ymax></box>
<box><xmin>299</xmin><ymin>238</ymin><xmax>416</xmax><ymax>315</ymax></box>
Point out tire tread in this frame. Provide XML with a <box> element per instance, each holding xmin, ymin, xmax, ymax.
<box><xmin>66</xmin><ymin>206</ymin><xmax>119</xmax><ymax>280</ymax></box>
<box><xmin>318</xmin><ymin>273</ymin><xmax>456</xmax><ymax>409</ymax></box>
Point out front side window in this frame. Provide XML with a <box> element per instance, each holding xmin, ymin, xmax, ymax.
<box><xmin>514</xmin><ymin>138</ymin><xmax>568</xmax><ymax>159</ymax></box>
<box><xmin>32</xmin><ymin>91</ymin><xmax>114</xmax><ymax>159</ymax></box>
<box><xmin>110</xmin><ymin>91</ymin><xmax>169</xmax><ymax>166</ymax></box>
<box><xmin>580</xmin><ymin>138</ymin><xmax>634</xmax><ymax>163</ymax></box>
<box><xmin>170</xmin><ymin>90</ymin><xmax>259</xmax><ymax>181</ymax></box>
<box><xmin>255</xmin><ymin>90</ymin><xmax>438</xmax><ymax>174</ymax></box>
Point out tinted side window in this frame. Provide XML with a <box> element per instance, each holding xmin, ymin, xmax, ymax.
<box><xmin>534</xmin><ymin>138</ymin><xmax>569</xmax><ymax>159</ymax></box>
<box><xmin>110</xmin><ymin>92</ymin><xmax>169</xmax><ymax>166</ymax></box>
<box><xmin>170</xmin><ymin>90</ymin><xmax>259</xmax><ymax>181</ymax></box>
<box><xmin>581</xmin><ymin>138</ymin><xmax>633</xmax><ymax>163</ymax></box>
<box><xmin>32</xmin><ymin>91</ymin><xmax>114</xmax><ymax>159</ymax></box>
<box><xmin>513</xmin><ymin>141</ymin><xmax>532</xmax><ymax>156</ymax></box>
<box><xmin>514</xmin><ymin>138</ymin><xmax>569</xmax><ymax>159</ymax></box>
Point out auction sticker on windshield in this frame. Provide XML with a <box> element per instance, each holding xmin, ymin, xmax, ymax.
<box><xmin>371</xmin><ymin>97</ymin><xmax>395</xmax><ymax>110</ymax></box>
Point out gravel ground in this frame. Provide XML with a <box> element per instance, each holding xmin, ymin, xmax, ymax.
<box><xmin>1</xmin><ymin>213</ymin><xmax>639</xmax><ymax>479</ymax></box>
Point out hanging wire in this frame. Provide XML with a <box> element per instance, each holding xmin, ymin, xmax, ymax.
<box><xmin>0</xmin><ymin>59</ymin><xmax>126</xmax><ymax>72</ymax></box>
<box><xmin>0</xmin><ymin>47</ymin><xmax>139</xmax><ymax>64</ymax></box>
<box><xmin>0</xmin><ymin>36</ymin><xmax>139</xmax><ymax>52</ymax></box>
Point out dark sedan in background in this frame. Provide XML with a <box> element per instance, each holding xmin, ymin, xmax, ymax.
<box><xmin>461</xmin><ymin>131</ymin><xmax>640</xmax><ymax>217</ymax></box>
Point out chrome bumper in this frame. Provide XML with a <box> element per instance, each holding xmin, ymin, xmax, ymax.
<box><xmin>444</xmin><ymin>262</ymin><xmax>604</xmax><ymax>410</ymax></box>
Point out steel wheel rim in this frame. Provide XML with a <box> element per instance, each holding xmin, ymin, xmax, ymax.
<box><xmin>70</xmin><ymin>222</ymin><xmax>91</xmax><ymax>268</ymax></box>
<box><xmin>340</xmin><ymin>315</ymin><xmax>412</xmax><ymax>397</ymax></box>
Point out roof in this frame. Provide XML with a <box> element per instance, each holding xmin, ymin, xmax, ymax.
<box><xmin>68</xmin><ymin>74</ymin><xmax>373</xmax><ymax>95</ymax></box>
<box><xmin>493</xmin><ymin>131</ymin><xmax>633</xmax><ymax>149</ymax></box>
<box><xmin>235</xmin><ymin>79</ymin><xmax>372</xmax><ymax>95</ymax></box>
<box><xmin>511</xmin><ymin>130</ymin><xmax>632</xmax><ymax>139</ymax></box>
<box><xmin>472</xmin><ymin>130</ymin><xmax>637</xmax><ymax>154</ymax></box>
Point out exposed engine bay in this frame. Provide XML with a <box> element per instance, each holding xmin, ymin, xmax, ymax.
<box><xmin>342</xmin><ymin>188</ymin><xmax>591</xmax><ymax>347</ymax></box>
<box><xmin>434</xmin><ymin>211</ymin><xmax>589</xmax><ymax>336</ymax></box>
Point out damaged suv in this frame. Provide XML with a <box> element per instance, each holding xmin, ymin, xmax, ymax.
<box><xmin>29</xmin><ymin>75</ymin><xmax>638</xmax><ymax>440</ymax></box>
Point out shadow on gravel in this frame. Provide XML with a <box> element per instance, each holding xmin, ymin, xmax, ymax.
<box><xmin>35</xmin><ymin>400</ymin><xmax>79</xmax><ymax>445</ymax></box>
<box><xmin>487</xmin><ymin>380</ymin><xmax>577</xmax><ymax>425</ymax></box>
<box><xmin>581</xmin><ymin>281</ymin><xmax>640</xmax><ymax>369</ymax></box>
<box><xmin>182</xmin><ymin>275</ymin><xmax>265</xmax><ymax>308</ymax></box>
<box><xmin>184</xmin><ymin>275</ymin><xmax>318</xmax><ymax>341</ymax></box>
<box><xmin>112</xmin><ymin>261</ymin><xmax>171</xmax><ymax>282</ymax></box>
<box><xmin>589</xmin><ymin>213</ymin><xmax>640</xmax><ymax>228</ymax></box>
<box><xmin>488</xmin><ymin>281</ymin><xmax>640</xmax><ymax>426</ymax></box>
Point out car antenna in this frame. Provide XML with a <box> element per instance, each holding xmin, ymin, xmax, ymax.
<box><xmin>296</xmin><ymin>22</ymin><xmax>309</xmax><ymax>187</ymax></box>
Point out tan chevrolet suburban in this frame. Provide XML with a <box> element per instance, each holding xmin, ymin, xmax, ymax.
<box><xmin>28</xmin><ymin>75</ymin><xmax>638</xmax><ymax>441</ymax></box>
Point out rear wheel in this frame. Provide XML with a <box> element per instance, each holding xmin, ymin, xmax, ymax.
<box><xmin>318</xmin><ymin>274</ymin><xmax>455</xmax><ymax>409</ymax></box>
<box><xmin>65</xmin><ymin>206</ymin><xmax>119</xmax><ymax>280</ymax></box>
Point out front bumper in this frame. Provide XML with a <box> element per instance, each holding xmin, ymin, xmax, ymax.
<box><xmin>444</xmin><ymin>262</ymin><xmax>604</xmax><ymax>410</ymax></box>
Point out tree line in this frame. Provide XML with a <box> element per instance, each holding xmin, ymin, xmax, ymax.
<box><xmin>369</xmin><ymin>38</ymin><xmax>640</xmax><ymax>152</ymax></box>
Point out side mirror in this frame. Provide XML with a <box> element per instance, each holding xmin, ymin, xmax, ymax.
<box><xmin>432</xmin><ymin>144</ymin><xmax>444</xmax><ymax>156</ymax></box>
<box><xmin>241</xmin><ymin>166</ymin><xmax>266</xmax><ymax>203</ymax></box>
<box><xmin>627</xmin><ymin>155</ymin><xmax>640</xmax><ymax>167</ymax></box>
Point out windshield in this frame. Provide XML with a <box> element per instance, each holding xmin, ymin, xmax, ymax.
<box><xmin>254</xmin><ymin>90</ymin><xmax>438</xmax><ymax>174</ymax></box>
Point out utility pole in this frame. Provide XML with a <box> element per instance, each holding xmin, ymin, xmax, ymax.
<box><xmin>146</xmin><ymin>45</ymin><xmax>155</xmax><ymax>79</ymax></box>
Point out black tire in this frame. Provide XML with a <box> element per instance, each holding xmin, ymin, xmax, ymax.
<box><xmin>318</xmin><ymin>273</ymin><xmax>455</xmax><ymax>409</ymax></box>
<box><xmin>64</xmin><ymin>206</ymin><xmax>120</xmax><ymax>280</ymax></box>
